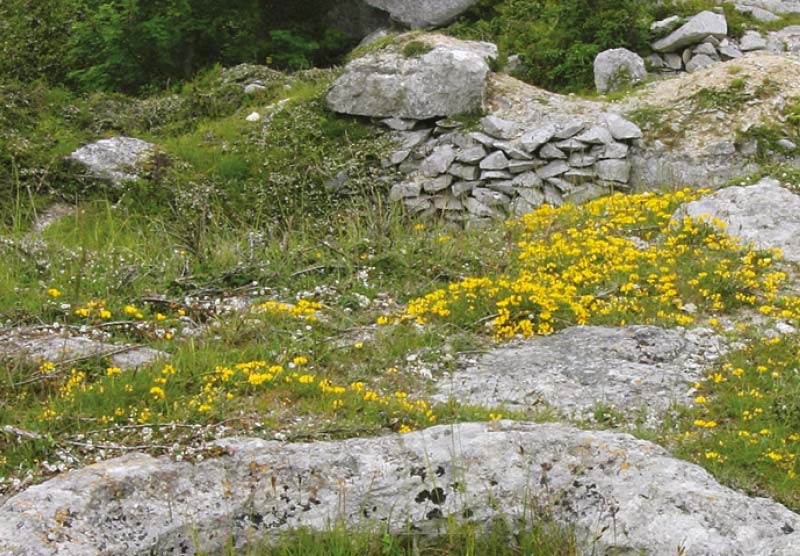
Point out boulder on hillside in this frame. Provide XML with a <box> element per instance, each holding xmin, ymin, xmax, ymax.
<box><xmin>3</xmin><ymin>422</ymin><xmax>800</xmax><ymax>556</ymax></box>
<box><xmin>327</xmin><ymin>35</ymin><xmax>496</xmax><ymax>119</ymax></box>
<box><xmin>69</xmin><ymin>136</ymin><xmax>156</xmax><ymax>186</ymax></box>
<box><xmin>593</xmin><ymin>48</ymin><xmax>647</xmax><ymax>93</ymax></box>
<box><xmin>364</xmin><ymin>0</ymin><xmax>480</xmax><ymax>29</ymax></box>
<box><xmin>652</xmin><ymin>11</ymin><xmax>728</xmax><ymax>52</ymax></box>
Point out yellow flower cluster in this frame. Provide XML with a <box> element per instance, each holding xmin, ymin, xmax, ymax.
<box><xmin>187</xmin><ymin>359</ymin><xmax>436</xmax><ymax>431</ymax></box>
<box><xmin>401</xmin><ymin>190</ymin><xmax>786</xmax><ymax>340</ymax></box>
<box><xmin>254</xmin><ymin>299</ymin><xmax>322</xmax><ymax>321</ymax></box>
<box><xmin>73</xmin><ymin>300</ymin><xmax>113</xmax><ymax>320</ymax></box>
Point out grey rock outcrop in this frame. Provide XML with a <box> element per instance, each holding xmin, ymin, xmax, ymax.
<box><xmin>3</xmin><ymin>421</ymin><xmax>800</xmax><ymax>556</ymax></box>
<box><xmin>327</xmin><ymin>35</ymin><xmax>496</xmax><ymax>119</ymax></box>
<box><xmin>675</xmin><ymin>177</ymin><xmax>800</xmax><ymax>262</ymax></box>
<box><xmin>0</xmin><ymin>331</ymin><xmax>166</xmax><ymax>371</ymax></box>
<box><xmin>69</xmin><ymin>137</ymin><xmax>156</xmax><ymax>186</ymax></box>
<box><xmin>325</xmin><ymin>0</ymin><xmax>391</xmax><ymax>40</ymax></box>
<box><xmin>593</xmin><ymin>48</ymin><xmax>647</xmax><ymax>93</ymax></box>
<box><xmin>652</xmin><ymin>11</ymin><xmax>728</xmax><ymax>52</ymax></box>
<box><xmin>434</xmin><ymin>325</ymin><xmax>724</xmax><ymax>422</ymax></box>
<box><xmin>365</xmin><ymin>0</ymin><xmax>480</xmax><ymax>29</ymax></box>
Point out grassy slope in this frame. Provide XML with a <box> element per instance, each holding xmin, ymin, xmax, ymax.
<box><xmin>1</xmin><ymin>58</ymin><xmax>800</xmax><ymax>553</ymax></box>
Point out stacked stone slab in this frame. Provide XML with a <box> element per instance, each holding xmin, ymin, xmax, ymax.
<box><xmin>646</xmin><ymin>10</ymin><xmax>788</xmax><ymax>74</ymax></box>
<box><xmin>385</xmin><ymin>113</ymin><xmax>642</xmax><ymax>221</ymax></box>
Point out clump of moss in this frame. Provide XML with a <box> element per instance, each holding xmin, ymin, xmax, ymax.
<box><xmin>402</xmin><ymin>41</ymin><xmax>434</xmax><ymax>58</ymax></box>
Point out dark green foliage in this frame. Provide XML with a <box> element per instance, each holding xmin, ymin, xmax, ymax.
<box><xmin>0</xmin><ymin>0</ymin><xmax>353</xmax><ymax>94</ymax></box>
<box><xmin>446</xmin><ymin>0</ymin><xmax>654</xmax><ymax>93</ymax></box>
<box><xmin>402</xmin><ymin>41</ymin><xmax>434</xmax><ymax>58</ymax></box>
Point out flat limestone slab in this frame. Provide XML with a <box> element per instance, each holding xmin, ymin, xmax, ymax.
<box><xmin>434</xmin><ymin>325</ymin><xmax>725</xmax><ymax>421</ymax></box>
<box><xmin>1</xmin><ymin>422</ymin><xmax>799</xmax><ymax>556</ymax></box>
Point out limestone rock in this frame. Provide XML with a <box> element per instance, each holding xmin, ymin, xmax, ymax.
<box><xmin>420</xmin><ymin>145</ymin><xmax>457</xmax><ymax>176</ymax></box>
<box><xmin>480</xmin><ymin>115</ymin><xmax>519</xmax><ymax>140</ymax></box>
<box><xmin>479</xmin><ymin>150</ymin><xmax>510</xmax><ymax>170</ymax></box>
<box><xmin>390</xmin><ymin>181</ymin><xmax>422</xmax><ymax>200</ymax></box>
<box><xmin>595</xmin><ymin>158</ymin><xmax>631</xmax><ymax>183</ymax></box>
<box><xmin>536</xmin><ymin>160</ymin><xmax>570</xmax><ymax>179</ymax></box>
<box><xmin>603</xmin><ymin>114</ymin><xmax>643</xmax><ymax>141</ymax></box>
<box><xmin>326</xmin><ymin>36</ymin><xmax>495</xmax><ymax>119</ymax></box>
<box><xmin>364</xmin><ymin>0</ymin><xmax>481</xmax><ymax>29</ymax></box>
<box><xmin>652</xmin><ymin>11</ymin><xmax>728</xmax><ymax>53</ymax></box>
<box><xmin>740</xmin><ymin>30</ymin><xmax>768</xmax><ymax>51</ymax></box>
<box><xmin>326</xmin><ymin>0</ymin><xmax>391</xmax><ymax>40</ymax></box>
<box><xmin>686</xmin><ymin>53</ymin><xmax>716</xmax><ymax>73</ymax></box>
<box><xmin>4</xmin><ymin>422</ymin><xmax>800</xmax><ymax>556</ymax></box>
<box><xmin>520</xmin><ymin>124</ymin><xmax>556</xmax><ymax>152</ymax></box>
<box><xmin>69</xmin><ymin>137</ymin><xmax>156</xmax><ymax>186</ymax></box>
<box><xmin>593</xmin><ymin>48</ymin><xmax>647</xmax><ymax>93</ymax></box>
<box><xmin>675</xmin><ymin>178</ymin><xmax>800</xmax><ymax>262</ymax></box>
<box><xmin>538</xmin><ymin>143</ymin><xmax>567</xmax><ymax>159</ymax></box>
<box><xmin>0</xmin><ymin>332</ymin><xmax>165</xmax><ymax>371</ymax></box>
<box><xmin>575</xmin><ymin>125</ymin><xmax>613</xmax><ymax>145</ymax></box>
<box><xmin>434</xmin><ymin>325</ymin><xmax>725</xmax><ymax>421</ymax></box>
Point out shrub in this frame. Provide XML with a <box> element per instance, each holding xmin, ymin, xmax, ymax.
<box><xmin>447</xmin><ymin>0</ymin><xmax>654</xmax><ymax>92</ymax></box>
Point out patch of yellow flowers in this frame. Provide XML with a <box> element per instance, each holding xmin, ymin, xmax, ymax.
<box><xmin>400</xmin><ymin>190</ymin><xmax>786</xmax><ymax>340</ymax></box>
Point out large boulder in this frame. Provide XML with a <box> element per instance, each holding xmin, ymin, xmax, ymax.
<box><xmin>652</xmin><ymin>11</ymin><xmax>728</xmax><ymax>52</ymax></box>
<box><xmin>327</xmin><ymin>35</ymin><xmax>496</xmax><ymax>119</ymax></box>
<box><xmin>675</xmin><ymin>177</ymin><xmax>800</xmax><ymax>262</ymax></box>
<box><xmin>364</xmin><ymin>0</ymin><xmax>481</xmax><ymax>29</ymax></box>
<box><xmin>2</xmin><ymin>422</ymin><xmax>800</xmax><ymax>556</ymax></box>
<box><xmin>69</xmin><ymin>136</ymin><xmax>156</xmax><ymax>186</ymax></box>
<box><xmin>593</xmin><ymin>48</ymin><xmax>647</xmax><ymax>93</ymax></box>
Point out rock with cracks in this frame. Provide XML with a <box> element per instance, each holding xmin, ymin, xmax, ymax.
<box><xmin>675</xmin><ymin>177</ymin><xmax>800</xmax><ymax>262</ymax></box>
<box><xmin>433</xmin><ymin>325</ymin><xmax>725</xmax><ymax>423</ymax></box>
<box><xmin>2</xmin><ymin>422</ymin><xmax>800</xmax><ymax>556</ymax></box>
<box><xmin>593</xmin><ymin>48</ymin><xmax>647</xmax><ymax>93</ymax></box>
<box><xmin>326</xmin><ymin>35</ymin><xmax>496</xmax><ymax>119</ymax></box>
<box><xmin>652</xmin><ymin>11</ymin><xmax>728</xmax><ymax>53</ymax></box>
<box><xmin>69</xmin><ymin>136</ymin><xmax>156</xmax><ymax>186</ymax></box>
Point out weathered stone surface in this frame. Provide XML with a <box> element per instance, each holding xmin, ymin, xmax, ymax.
<box><xmin>593</xmin><ymin>48</ymin><xmax>647</xmax><ymax>93</ymax></box>
<box><xmin>465</xmin><ymin>197</ymin><xmax>500</xmax><ymax>217</ymax></box>
<box><xmin>740</xmin><ymin>30</ymin><xmax>768</xmax><ymax>51</ymax></box>
<box><xmin>519</xmin><ymin>124</ymin><xmax>556</xmax><ymax>152</ymax></box>
<box><xmin>553</xmin><ymin>119</ymin><xmax>586</xmax><ymax>139</ymax></box>
<box><xmin>536</xmin><ymin>160</ymin><xmax>570</xmax><ymax>179</ymax></box>
<box><xmin>422</xmin><ymin>174</ymin><xmax>453</xmax><ymax>193</ymax></box>
<box><xmin>479</xmin><ymin>170</ymin><xmax>512</xmax><ymax>180</ymax></box>
<box><xmin>420</xmin><ymin>145</ymin><xmax>457</xmax><ymax>176</ymax></box>
<box><xmin>326</xmin><ymin>0</ymin><xmax>391</xmax><ymax>40</ymax></box>
<box><xmin>434</xmin><ymin>325</ymin><xmax>724</xmax><ymax>420</ymax></box>
<box><xmin>479</xmin><ymin>150</ymin><xmax>510</xmax><ymax>170</ymax></box>
<box><xmin>736</xmin><ymin>4</ymin><xmax>781</xmax><ymax>22</ymax></box>
<box><xmin>564</xmin><ymin>183</ymin><xmax>609</xmax><ymax>205</ymax></box>
<box><xmin>486</xmin><ymin>180</ymin><xmax>515</xmax><ymax>195</ymax></box>
<box><xmin>327</xmin><ymin>36</ymin><xmax>495</xmax><ymax>119</ymax></box>
<box><xmin>451</xmin><ymin>180</ymin><xmax>480</xmax><ymax>197</ymax></box>
<box><xmin>538</xmin><ymin>143</ymin><xmax>567</xmax><ymax>159</ymax></box>
<box><xmin>568</xmin><ymin>152</ymin><xmax>597</xmax><ymax>167</ymax></box>
<box><xmin>651</xmin><ymin>15</ymin><xmax>681</xmax><ymax>34</ymax></box>
<box><xmin>456</xmin><ymin>145</ymin><xmax>487</xmax><ymax>164</ymax></box>
<box><xmin>652</xmin><ymin>11</ymin><xmax>728</xmax><ymax>53</ymax></box>
<box><xmin>512</xmin><ymin>171</ymin><xmax>542</xmax><ymax>188</ymax></box>
<box><xmin>598</xmin><ymin>141</ymin><xmax>629</xmax><ymax>159</ymax></box>
<box><xmin>480</xmin><ymin>115</ymin><xmax>519</xmax><ymax>139</ymax></box>
<box><xmin>472</xmin><ymin>187</ymin><xmax>511</xmax><ymax>207</ymax></box>
<box><xmin>447</xmin><ymin>163</ymin><xmax>480</xmax><ymax>181</ymax></box>
<box><xmin>719</xmin><ymin>43</ymin><xmax>744</xmax><ymax>59</ymax></box>
<box><xmin>552</xmin><ymin>138</ymin><xmax>586</xmax><ymax>152</ymax></box>
<box><xmin>365</xmin><ymin>0</ymin><xmax>481</xmax><ymax>29</ymax></box>
<box><xmin>0</xmin><ymin>332</ymin><xmax>165</xmax><ymax>371</ymax></box>
<box><xmin>381</xmin><ymin>117</ymin><xmax>417</xmax><ymax>131</ymax></box>
<box><xmin>4</xmin><ymin>421</ymin><xmax>800</xmax><ymax>556</ymax></box>
<box><xmin>686</xmin><ymin>53</ymin><xmax>716</xmax><ymax>73</ymax></box>
<box><xmin>492</xmin><ymin>141</ymin><xmax>532</xmax><ymax>160</ymax></box>
<box><xmin>575</xmin><ymin>125</ymin><xmax>613</xmax><ymax>145</ymax></box>
<box><xmin>675</xmin><ymin>178</ymin><xmax>800</xmax><ymax>262</ymax></box>
<box><xmin>664</xmin><ymin>52</ymin><xmax>684</xmax><ymax>70</ymax></box>
<box><xmin>595</xmin><ymin>159</ymin><xmax>631</xmax><ymax>183</ymax></box>
<box><xmin>603</xmin><ymin>114</ymin><xmax>643</xmax><ymax>140</ymax></box>
<box><xmin>69</xmin><ymin>137</ymin><xmax>156</xmax><ymax>186</ymax></box>
<box><xmin>394</xmin><ymin>129</ymin><xmax>431</xmax><ymax>150</ymax></box>
<box><xmin>390</xmin><ymin>181</ymin><xmax>422</xmax><ymax>200</ymax></box>
<box><xmin>693</xmin><ymin>41</ymin><xmax>719</xmax><ymax>57</ymax></box>
<box><xmin>508</xmin><ymin>159</ymin><xmax>537</xmax><ymax>173</ymax></box>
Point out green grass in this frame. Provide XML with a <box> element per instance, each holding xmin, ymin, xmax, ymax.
<box><xmin>233</xmin><ymin>517</ymin><xmax>577</xmax><ymax>556</ymax></box>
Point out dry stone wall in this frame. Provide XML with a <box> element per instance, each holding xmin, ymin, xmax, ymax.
<box><xmin>385</xmin><ymin>113</ymin><xmax>643</xmax><ymax>222</ymax></box>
